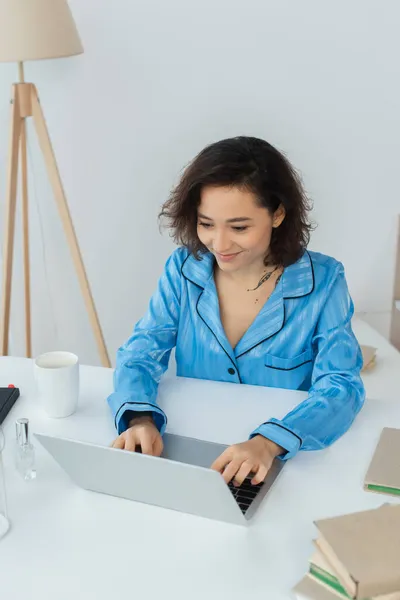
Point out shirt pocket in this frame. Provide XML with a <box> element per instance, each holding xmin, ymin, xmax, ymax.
<box><xmin>264</xmin><ymin>349</ymin><xmax>313</xmax><ymax>371</ymax></box>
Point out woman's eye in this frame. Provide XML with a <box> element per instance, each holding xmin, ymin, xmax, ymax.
<box><xmin>232</xmin><ymin>226</ymin><xmax>248</xmax><ymax>232</ymax></box>
<box><xmin>198</xmin><ymin>222</ymin><xmax>212</xmax><ymax>228</ymax></box>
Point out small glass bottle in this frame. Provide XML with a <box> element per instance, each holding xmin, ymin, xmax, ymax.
<box><xmin>15</xmin><ymin>418</ymin><xmax>36</xmax><ymax>481</ymax></box>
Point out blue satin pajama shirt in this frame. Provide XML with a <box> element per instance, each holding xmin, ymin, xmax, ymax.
<box><xmin>107</xmin><ymin>247</ymin><xmax>365</xmax><ymax>460</ymax></box>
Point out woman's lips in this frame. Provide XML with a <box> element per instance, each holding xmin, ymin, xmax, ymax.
<box><xmin>215</xmin><ymin>252</ymin><xmax>241</xmax><ymax>262</ymax></box>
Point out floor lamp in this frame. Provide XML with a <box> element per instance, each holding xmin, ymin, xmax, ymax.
<box><xmin>0</xmin><ymin>0</ymin><xmax>110</xmax><ymax>367</ymax></box>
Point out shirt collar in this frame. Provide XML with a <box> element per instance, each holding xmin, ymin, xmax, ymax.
<box><xmin>181</xmin><ymin>249</ymin><xmax>314</xmax><ymax>299</ymax></box>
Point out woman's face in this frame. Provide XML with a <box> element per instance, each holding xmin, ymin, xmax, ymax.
<box><xmin>197</xmin><ymin>185</ymin><xmax>285</xmax><ymax>272</ymax></box>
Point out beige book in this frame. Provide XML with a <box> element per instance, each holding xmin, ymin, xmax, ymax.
<box><xmin>293</xmin><ymin>574</ymin><xmax>344</xmax><ymax>600</ymax></box>
<box><xmin>364</xmin><ymin>428</ymin><xmax>400</xmax><ymax>497</ymax></box>
<box><xmin>360</xmin><ymin>345</ymin><xmax>377</xmax><ymax>371</ymax></box>
<box><xmin>293</xmin><ymin>573</ymin><xmax>400</xmax><ymax>600</ymax></box>
<box><xmin>308</xmin><ymin>549</ymin><xmax>400</xmax><ymax>600</ymax></box>
<box><xmin>309</xmin><ymin>550</ymin><xmax>350</xmax><ymax>598</ymax></box>
<box><xmin>313</xmin><ymin>504</ymin><xmax>400</xmax><ymax>599</ymax></box>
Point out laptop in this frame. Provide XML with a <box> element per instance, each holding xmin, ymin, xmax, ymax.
<box><xmin>35</xmin><ymin>431</ymin><xmax>284</xmax><ymax>526</ymax></box>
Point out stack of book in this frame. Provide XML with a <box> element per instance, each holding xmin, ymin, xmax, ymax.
<box><xmin>293</xmin><ymin>504</ymin><xmax>400</xmax><ymax>600</ymax></box>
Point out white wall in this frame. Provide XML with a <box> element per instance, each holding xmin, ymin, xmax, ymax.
<box><xmin>0</xmin><ymin>0</ymin><xmax>399</xmax><ymax>365</ymax></box>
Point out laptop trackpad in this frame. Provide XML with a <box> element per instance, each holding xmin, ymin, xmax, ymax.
<box><xmin>162</xmin><ymin>433</ymin><xmax>228</xmax><ymax>469</ymax></box>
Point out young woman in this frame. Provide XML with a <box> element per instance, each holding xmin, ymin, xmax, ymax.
<box><xmin>108</xmin><ymin>136</ymin><xmax>365</xmax><ymax>487</ymax></box>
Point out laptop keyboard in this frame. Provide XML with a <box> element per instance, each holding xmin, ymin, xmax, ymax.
<box><xmin>227</xmin><ymin>477</ymin><xmax>264</xmax><ymax>515</ymax></box>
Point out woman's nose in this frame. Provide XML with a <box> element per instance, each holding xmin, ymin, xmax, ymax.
<box><xmin>212</xmin><ymin>230</ymin><xmax>232</xmax><ymax>253</ymax></box>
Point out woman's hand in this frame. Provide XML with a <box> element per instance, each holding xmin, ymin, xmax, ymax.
<box><xmin>111</xmin><ymin>415</ymin><xmax>164</xmax><ymax>457</ymax></box>
<box><xmin>211</xmin><ymin>435</ymin><xmax>283</xmax><ymax>486</ymax></box>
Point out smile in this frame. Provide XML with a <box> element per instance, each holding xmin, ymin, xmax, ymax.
<box><xmin>215</xmin><ymin>252</ymin><xmax>242</xmax><ymax>262</ymax></box>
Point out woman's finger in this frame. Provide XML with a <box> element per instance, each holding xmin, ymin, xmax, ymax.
<box><xmin>233</xmin><ymin>460</ymin><xmax>254</xmax><ymax>487</ymax></box>
<box><xmin>112</xmin><ymin>436</ymin><xmax>125</xmax><ymax>450</ymax></box>
<box><xmin>139</xmin><ymin>430</ymin><xmax>154</xmax><ymax>455</ymax></box>
<box><xmin>153</xmin><ymin>434</ymin><xmax>164</xmax><ymax>457</ymax></box>
<box><xmin>210</xmin><ymin>448</ymin><xmax>233</xmax><ymax>473</ymax></box>
<box><xmin>221</xmin><ymin>459</ymin><xmax>242</xmax><ymax>484</ymax></box>
<box><xmin>124</xmin><ymin>431</ymin><xmax>138</xmax><ymax>452</ymax></box>
<box><xmin>251</xmin><ymin>464</ymin><xmax>268</xmax><ymax>485</ymax></box>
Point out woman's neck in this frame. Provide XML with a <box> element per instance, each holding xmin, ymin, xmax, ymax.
<box><xmin>215</xmin><ymin>259</ymin><xmax>278</xmax><ymax>289</ymax></box>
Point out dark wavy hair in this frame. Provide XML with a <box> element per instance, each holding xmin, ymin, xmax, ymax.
<box><xmin>159</xmin><ymin>136</ymin><xmax>314</xmax><ymax>267</ymax></box>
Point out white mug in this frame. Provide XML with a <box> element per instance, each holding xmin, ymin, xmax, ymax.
<box><xmin>34</xmin><ymin>351</ymin><xmax>79</xmax><ymax>418</ymax></box>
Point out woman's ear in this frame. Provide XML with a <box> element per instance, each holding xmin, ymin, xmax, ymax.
<box><xmin>272</xmin><ymin>204</ymin><xmax>286</xmax><ymax>228</ymax></box>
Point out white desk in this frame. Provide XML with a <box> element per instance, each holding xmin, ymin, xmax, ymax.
<box><xmin>0</xmin><ymin>353</ymin><xmax>400</xmax><ymax>600</ymax></box>
<box><xmin>351</xmin><ymin>316</ymin><xmax>400</xmax><ymax>402</ymax></box>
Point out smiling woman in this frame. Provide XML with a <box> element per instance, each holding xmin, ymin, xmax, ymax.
<box><xmin>107</xmin><ymin>136</ymin><xmax>365</xmax><ymax>488</ymax></box>
<box><xmin>161</xmin><ymin>136</ymin><xmax>311</xmax><ymax>268</ymax></box>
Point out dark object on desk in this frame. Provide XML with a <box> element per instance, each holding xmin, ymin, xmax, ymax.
<box><xmin>0</xmin><ymin>386</ymin><xmax>20</xmax><ymax>425</ymax></box>
<box><xmin>228</xmin><ymin>477</ymin><xmax>264</xmax><ymax>514</ymax></box>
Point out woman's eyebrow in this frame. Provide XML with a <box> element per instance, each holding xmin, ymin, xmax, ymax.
<box><xmin>198</xmin><ymin>213</ymin><xmax>253</xmax><ymax>223</ymax></box>
<box><xmin>226</xmin><ymin>217</ymin><xmax>253</xmax><ymax>223</ymax></box>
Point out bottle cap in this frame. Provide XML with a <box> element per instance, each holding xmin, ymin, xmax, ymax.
<box><xmin>16</xmin><ymin>418</ymin><xmax>29</xmax><ymax>446</ymax></box>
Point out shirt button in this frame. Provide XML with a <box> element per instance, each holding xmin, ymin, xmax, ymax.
<box><xmin>228</xmin><ymin>367</ymin><xmax>236</xmax><ymax>375</ymax></box>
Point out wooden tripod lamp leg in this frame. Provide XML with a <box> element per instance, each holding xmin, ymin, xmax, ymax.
<box><xmin>20</xmin><ymin>119</ymin><xmax>32</xmax><ymax>357</ymax></box>
<box><xmin>18</xmin><ymin>66</ymin><xmax>32</xmax><ymax>358</ymax></box>
<box><xmin>30</xmin><ymin>85</ymin><xmax>111</xmax><ymax>367</ymax></box>
<box><xmin>0</xmin><ymin>86</ymin><xmax>21</xmax><ymax>356</ymax></box>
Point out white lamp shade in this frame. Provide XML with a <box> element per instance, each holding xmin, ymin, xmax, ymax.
<box><xmin>0</xmin><ymin>0</ymin><xmax>83</xmax><ymax>63</ymax></box>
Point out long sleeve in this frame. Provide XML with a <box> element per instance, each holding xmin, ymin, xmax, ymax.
<box><xmin>107</xmin><ymin>250</ymin><xmax>183</xmax><ymax>435</ymax></box>
<box><xmin>251</xmin><ymin>265</ymin><xmax>365</xmax><ymax>459</ymax></box>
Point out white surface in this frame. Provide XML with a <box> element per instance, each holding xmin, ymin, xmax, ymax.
<box><xmin>0</xmin><ymin>442</ymin><xmax>8</xmax><ymax>534</ymax></box>
<box><xmin>396</xmin><ymin>301</ymin><xmax>400</xmax><ymax>311</ymax></box>
<box><xmin>351</xmin><ymin>317</ymin><xmax>400</xmax><ymax>402</ymax></box>
<box><xmin>1</xmin><ymin>0</ymin><xmax>400</xmax><ymax>363</ymax></box>
<box><xmin>0</xmin><ymin>514</ymin><xmax>9</xmax><ymax>539</ymax></box>
<box><xmin>1</xmin><ymin>355</ymin><xmax>400</xmax><ymax>600</ymax></box>
<box><xmin>357</xmin><ymin>311</ymin><xmax>391</xmax><ymax>341</ymax></box>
